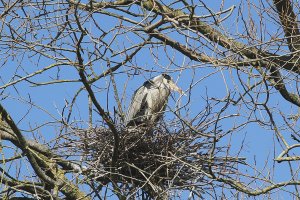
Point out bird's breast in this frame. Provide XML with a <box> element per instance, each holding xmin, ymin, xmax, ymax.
<box><xmin>147</xmin><ymin>87</ymin><xmax>170</xmax><ymax>112</ymax></box>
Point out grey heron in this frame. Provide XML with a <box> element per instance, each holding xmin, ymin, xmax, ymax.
<box><xmin>125</xmin><ymin>74</ymin><xmax>184</xmax><ymax>127</ymax></box>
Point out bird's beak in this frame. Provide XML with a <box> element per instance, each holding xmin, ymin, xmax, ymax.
<box><xmin>168</xmin><ymin>80</ymin><xmax>186</xmax><ymax>96</ymax></box>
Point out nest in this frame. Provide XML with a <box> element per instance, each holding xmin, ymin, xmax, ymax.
<box><xmin>66</xmin><ymin>123</ymin><xmax>242</xmax><ymax>196</ymax></box>
<box><xmin>62</xmin><ymin>120</ymin><xmax>245</xmax><ymax>196</ymax></box>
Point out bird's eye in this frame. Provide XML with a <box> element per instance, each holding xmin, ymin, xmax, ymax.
<box><xmin>162</xmin><ymin>74</ymin><xmax>171</xmax><ymax>80</ymax></box>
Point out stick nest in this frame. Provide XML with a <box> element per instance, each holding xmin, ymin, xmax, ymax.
<box><xmin>68</xmin><ymin>123</ymin><xmax>240</xmax><ymax>193</ymax></box>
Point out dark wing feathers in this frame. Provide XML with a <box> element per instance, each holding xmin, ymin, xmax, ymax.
<box><xmin>143</xmin><ymin>80</ymin><xmax>154</xmax><ymax>88</ymax></box>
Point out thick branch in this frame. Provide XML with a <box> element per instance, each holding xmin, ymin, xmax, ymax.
<box><xmin>275</xmin><ymin>144</ymin><xmax>300</xmax><ymax>162</ymax></box>
<box><xmin>0</xmin><ymin>111</ymin><xmax>89</xmax><ymax>199</ymax></box>
<box><xmin>68</xmin><ymin>0</ymin><xmax>300</xmax><ymax>74</ymax></box>
<box><xmin>273</xmin><ymin>0</ymin><xmax>300</xmax><ymax>52</ymax></box>
<box><xmin>269</xmin><ymin>67</ymin><xmax>300</xmax><ymax>106</ymax></box>
<box><xmin>218</xmin><ymin>177</ymin><xmax>300</xmax><ymax>196</ymax></box>
<box><xmin>0</xmin><ymin>103</ymin><xmax>57</xmax><ymax>186</ymax></box>
<box><xmin>0</xmin><ymin>176</ymin><xmax>48</xmax><ymax>198</ymax></box>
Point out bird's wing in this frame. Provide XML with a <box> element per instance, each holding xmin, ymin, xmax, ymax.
<box><xmin>125</xmin><ymin>83</ymin><xmax>149</xmax><ymax>126</ymax></box>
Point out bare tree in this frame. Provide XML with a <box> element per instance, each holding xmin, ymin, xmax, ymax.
<box><xmin>1</xmin><ymin>0</ymin><xmax>300</xmax><ymax>199</ymax></box>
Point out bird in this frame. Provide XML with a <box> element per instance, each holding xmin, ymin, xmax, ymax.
<box><xmin>125</xmin><ymin>74</ymin><xmax>184</xmax><ymax>127</ymax></box>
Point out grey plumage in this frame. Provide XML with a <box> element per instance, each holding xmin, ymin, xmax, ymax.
<box><xmin>125</xmin><ymin>74</ymin><xmax>184</xmax><ymax>126</ymax></box>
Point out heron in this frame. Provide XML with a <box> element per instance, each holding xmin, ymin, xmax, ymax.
<box><xmin>125</xmin><ymin>74</ymin><xmax>184</xmax><ymax>127</ymax></box>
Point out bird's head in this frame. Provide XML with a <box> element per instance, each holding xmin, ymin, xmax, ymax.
<box><xmin>153</xmin><ymin>74</ymin><xmax>185</xmax><ymax>95</ymax></box>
